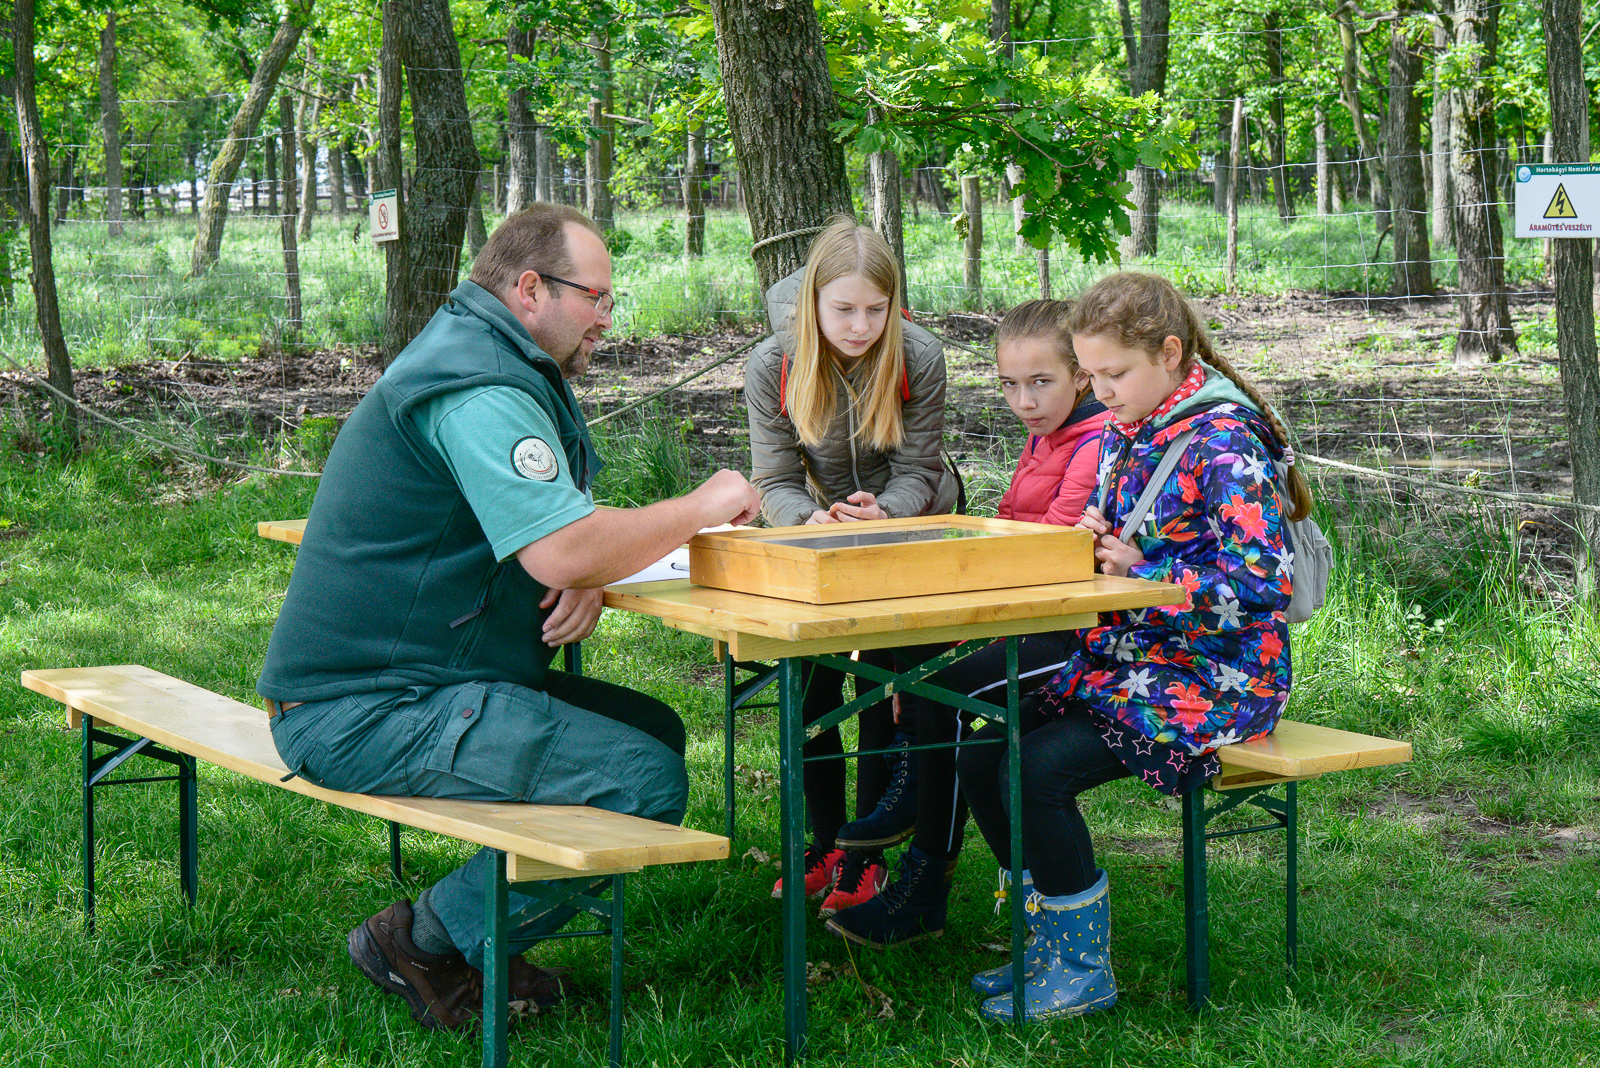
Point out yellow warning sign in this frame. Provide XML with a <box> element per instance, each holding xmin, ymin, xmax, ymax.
<box><xmin>1545</xmin><ymin>184</ymin><xmax>1578</xmax><ymax>219</ymax></box>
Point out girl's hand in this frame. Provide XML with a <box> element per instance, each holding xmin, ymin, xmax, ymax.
<box><xmin>1094</xmin><ymin>534</ymin><xmax>1145</xmax><ymax>577</ymax></box>
<box><xmin>828</xmin><ymin>491</ymin><xmax>887</xmax><ymax>522</ymax></box>
<box><xmin>1076</xmin><ymin>505</ymin><xmax>1111</xmax><ymax>537</ymax></box>
<box><xmin>805</xmin><ymin>509</ymin><xmax>839</xmax><ymax>525</ymax></box>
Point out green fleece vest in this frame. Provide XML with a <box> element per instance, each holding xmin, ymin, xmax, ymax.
<box><xmin>257</xmin><ymin>280</ymin><xmax>601</xmax><ymax>703</ymax></box>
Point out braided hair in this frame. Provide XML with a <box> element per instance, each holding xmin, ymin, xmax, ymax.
<box><xmin>1068</xmin><ymin>272</ymin><xmax>1311</xmax><ymax>521</ymax></box>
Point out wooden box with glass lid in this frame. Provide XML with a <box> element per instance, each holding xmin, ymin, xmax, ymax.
<box><xmin>687</xmin><ymin>515</ymin><xmax>1094</xmax><ymax>604</ymax></box>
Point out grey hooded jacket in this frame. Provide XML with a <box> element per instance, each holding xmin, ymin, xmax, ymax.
<box><xmin>744</xmin><ymin>268</ymin><xmax>959</xmax><ymax>527</ymax></box>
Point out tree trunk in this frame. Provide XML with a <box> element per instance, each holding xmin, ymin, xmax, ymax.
<box><xmin>535</xmin><ymin>126</ymin><xmax>556</xmax><ymax>202</ymax></box>
<box><xmin>1451</xmin><ymin>0</ymin><xmax>1515</xmax><ymax>364</ymax></box>
<box><xmin>467</xmin><ymin>172</ymin><xmax>488</xmax><ymax>255</ymax></box>
<box><xmin>1122</xmin><ymin>0</ymin><xmax>1170</xmax><ymax>257</ymax></box>
<box><xmin>298</xmin><ymin>48</ymin><xmax>322</xmax><ymax>240</ymax></box>
<box><xmin>99</xmin><ymin>11</ymin><xmax>123</xmax><ymax>237</ymax></box>
<box><xmin>684</xmin><ymin>122</ymin><xmax>705</xmax><ymax>256</ymax></box>
<box><xmin>586</xmin><ymin>34</ymin><xmax>614</xmax><ymax>231</ymax></box>
<box><xmin>868</xmin><ymin>112</ymin><xmax>906</xmax><ymax>288</ymax></box>
<box><xmin>1314</xmin><ymin>102</ymin><xmax>1332</xmax><ymax>215</ymax></box>
<box><xmin>330</xmin><ymin>136</ymin><xmax>347</xmax><ymax>216</ymax></box>
<box><xmin>384</xmin><ymin>0</ymin><xmax>480</xmax><ymax>361</ymax></box>
<box><xmin>1336</xmin><ymin>4</ymin><xmax>1386</xmax><ymax>225</ymax></box>
<box><xmin>279</xmin><ymin>92</ymin><xmax>302</xmax><ymax>334</ymax></box>
<box><xmin>55</xmin><ymin>147</ymin><xmax>74</xmax><ymax>225</ymax></box>
<box><xmin>1264</xmin><ymin>10</ymin><xmax>1294</xmax><ymax>222</ymax></box>
<box><xmin>709</xmin><ymin>0</ymin><xmax>853</xmax><ymax>289</ymax></box>
<box><xmin>378</xmin><ymin>0</ymin><xmax>407</xmax><ymax>360</ymax></box>
<box><xmin>1386</xmin><ymin>3</ymin><xmax>1433</xmax><ymax>296</ymax></box>
<box><xmin>1226</xmin><ymin>97</ymin><xmax>1244</xmax><ymax>291</ymax></box>
<box><xmin>505</xmin><ymin>25</ymin><xmax>536</xmax><ymax>214</ymax></box>
<box><xmin>347</xmin><ymin>145</ymin><xmax>367</xmax><ymax>200</ymax></box>
<box><xmin>1430</xmin><ymin>13</ymin><xmax>1454</xmax><ymax>249</ymax></box>
<box><xmin>961</xmin><ymin>175</ymin><xmax>983</xmax><ymax>306</ymax></box>
<box><xmin>13</xmin><ymin>0</ymin><xmax>74</xmax><ymax>442</ymax></box>
<box><xmin>265</xmin><ymin>131</ymin><xmax>278</xmax><ymax>214</ymax></box>
<box><xmin>188</xmin><ymin>2</ymin><xmax>310</xmax><ymax>277</ymax></box>
<box><xmin>1213</xmin><ymin>101</ymin><xmax>1232</xmax><ymax>214</ymax></box>
<box><xmin>1544</xmin><ymin>0</ymin><xmax>1600</xmax><ymax>593</ymax></box>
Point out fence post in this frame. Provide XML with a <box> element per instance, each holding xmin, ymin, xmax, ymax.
<box><xmin>961</xmin><ymin>175</ymin><xmax>982</xmax><ymax>307</ymax></box>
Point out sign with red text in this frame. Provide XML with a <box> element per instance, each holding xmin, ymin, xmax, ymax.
<box><xmin>369</xmin><ymin>189</ymin><xmax>399</xmax><ymax>244</ymax></box>
<box><xmin>1514</xmin><ymin>164</ymin><xmax>1600</xmax><ymax>238</ymax></box>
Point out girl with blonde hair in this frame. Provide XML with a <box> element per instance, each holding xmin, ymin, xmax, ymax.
<box><xmin>745</xmin><ymin>216</ymin><xmax>959</xmax><ymax>914</ymax></box>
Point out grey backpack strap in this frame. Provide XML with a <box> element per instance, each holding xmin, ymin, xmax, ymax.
<box><xmin>1111</xmin><ymin>427</ymin><xmax>1199</xmax><ymax>545</ymax></box>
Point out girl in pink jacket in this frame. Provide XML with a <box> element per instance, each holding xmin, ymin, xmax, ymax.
<box><xmin>996</xmin><ymin>300</ymin><xmax>1112</xmax><ymax>525</ymax></box>
<box><xmin>826</xmin><ymin>299</ymin><xmax>1110</xmax><ymax>949</ymax></box>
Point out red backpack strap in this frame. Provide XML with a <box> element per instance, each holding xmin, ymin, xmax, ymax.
<box><xmin>899</xmin><ymin>307</ymin><xmax>913</xmax><ymax>400</ymax></box>
<box><xmin>779</xmin><ymin>351</ymin><xmax>789</xmax><ymax>416</ymax></box>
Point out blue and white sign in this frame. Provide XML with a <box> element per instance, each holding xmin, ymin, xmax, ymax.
<box><xmin>369</xmin><ymin>189</ymin><xmax>399</xmax><ymax>244</ymax></box>
<box><xmin>1514</xmin><ymin>163</ymin><xmax>1600</xmax><ymax>238</ymax></box>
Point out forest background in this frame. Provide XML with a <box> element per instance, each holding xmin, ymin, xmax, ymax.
<box><xmin>0</xmin><ymin>1</ymin><xmax>1599</xmax><ymax>1065</ymax></box>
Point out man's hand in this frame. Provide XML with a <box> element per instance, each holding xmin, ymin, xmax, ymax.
<box><xmin>1094</xmin><ymin>534</ymin><xmax>1145</xmax><ymax>577</ymax></box>
<box><xmin>828</xmin><ymin>490</ymin><xmax>887</xmax><ymax>522</ymax></box>
<box><xmin>695</xmin><ymin>468</ymin><xmax>762</xmax><ymax>527</ymax></box>
<box><xmin>539</xmin><ymin>586</ymin><xmax>604</xmax><ymax>646</ymax></box>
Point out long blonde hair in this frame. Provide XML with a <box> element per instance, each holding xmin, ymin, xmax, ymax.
<box><xmin>1069</xmin><ymin>272</ymin><xmax>1312</xmax><ymax>521</ymax></box>
<box><xmin>786</xmin><ymin>216</ymin><xmax>907</xmax><ymax>452</ymax></box>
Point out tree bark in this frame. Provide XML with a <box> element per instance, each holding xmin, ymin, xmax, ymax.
<box><xmin>189</xmin><ymin>4</ymin><xmax>309</xmax><ymax>275</ymax></box>
<box><xmin>99</xmin><ymin>10</ymin><xmax>123</xmax><ymax>237</ymax></box>
<box><xmin>329</xmin><ymin>136</ymin><xmax>348</xmax><ymax>216</ymax></box>
<box><xmin>265</xmin><ymin>130</ymin><xmax>278</xmax><ymax>214</ymax></box>
<box><xmin>1451</xmin><ymin>0</ymin><xmax>1515</xmax><ymax>364</ymax></box>
<box><xmin>586</xmin><ymin>34</ymin><xmax>614</xmax><ymax>231</ymax></box>
<box><xmin>14</xmin><ymin>0</ymin><xmax>74</xmax><ymax>441</ymax></box>
<box><xmin>1121</xmin><ymin>0</ymin><xmax>1170</xmax><ymax>257</ymax></box>
<box><xmin>868</xmin><ymin>112</ymin><xmax>906</xmax><ymax>288</ymax></box>
<box><xmin>378</xmin><ymin>0</ymin><xmax>407</xmax><ymax>359</ymax></box>
<box><xmin>1543</xmin><ymin>0</ymin><xmax>1600</xmax><ymax>593</ymax></box>
<box><xmin>1430</xmin><ymin>12</ymin><xmax>1454</xmax><ymax>249</ymax></box>
<box><xmin>1335</xmin><ymin>3</ymin><xmax>1386</xmax><ymax>226</ymax></box>
<box><xmin>684</xmin><ymin>123</ymin><xmax>705</xmax><ymax>256</ymax></box>
<box><xmin>383</xmin><ymin>0</ymin><xmax>480</xmax><ymax>361</ymax></box>
<box><xmin>535</xmin><ymin>126</ymin><xmax>556</xmax><ymax>203</ymax></box>
<box><xmin>298</xmin><ymin>44</ymin><xmax>322</xmax><ymax>240</ymax></box>
<box><xmin>467</xmin><ymin>172</ymin><xmax>488</xmax><ymax>255</ymax></box>
<box><xmin>709</xmin><ymin>0</ymin><xmax>853</xmax><ymax>289</ymax></box>
<box><xmin>1314</xmin><ymin>102</ymin><xmax>1332</xmax><ymax>215</ymax></box>
<box><xmin>961</xmin><ymin>175</ymin><xmax>983</xmax><ymax>306</ymax></box>
<box><xmin>1214</xmin><ymin>101</ymin><xmax>1232</xmax><ymax>214</ymax></box>
<box><xmin>280</xmin><ymin>92</ymin><xmax>302</xmax><ymax>334</ymax></box>
<box><xmin>1264</xmin><ymin>10</ymin><xmax>1294</xmax><ymax>222</ymax></box>
<box><xmin>1226</xmin><ymin>97</ymin><xmax>1245</xmax><ymax>291</ymax></box>
<box><xmin>505</xmin><ymin>24</ymin><xmax>536</xmax><ymax>215</ymax></box>
<box><xmin>1385</xmin><ymin>3</ymin><xmax>1433</xmax><ymax>296</ymax></box>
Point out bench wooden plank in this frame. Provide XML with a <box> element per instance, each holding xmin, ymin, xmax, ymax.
<box><xmin>257</xmin><ymin>519</ymin><xmax>307</xmax><ymax>545</ymax></box>
<box><xmin>1214</xmin><ymin>718</ymin><xmax>1412</xmax><ymax>779</ymax></box>
<box><xmin>22</xmin><ymin>665</ymin><xmax>728</xmax><ymax>875</ymax></box>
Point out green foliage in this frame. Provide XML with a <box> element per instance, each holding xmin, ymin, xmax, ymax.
<box><xmin>821</xmin><ymin>0</ymin><xmax>1195</xmax><ymax>263</ymax></box>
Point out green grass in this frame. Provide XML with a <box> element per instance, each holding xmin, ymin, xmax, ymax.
<box><xmin>3</xmin><ymin>198</ymin><xmax>1549</xmax><ymax>369</ymax></box>
<box><xmin>0</xmin><ymin>414</ymin><xmax>1596</xmax><ymax>1065</ymax></box>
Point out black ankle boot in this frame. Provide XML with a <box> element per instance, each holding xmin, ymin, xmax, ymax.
<box><xmin>835</xmin><ymin>732</ymin><xmax>919</xmax><ymax>849</ymax></box>
<box><xmin>824</xmin><ymin>845</ymin><xmax>952</xmax><ymax>948</ymax></box>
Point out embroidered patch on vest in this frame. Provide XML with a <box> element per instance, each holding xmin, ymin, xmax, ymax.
<box><xmin>510</xmin><ymin>436</ymin><xmax>560</xmax><ymax>481</ymax></box>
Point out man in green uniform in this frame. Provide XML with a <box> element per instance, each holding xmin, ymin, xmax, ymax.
<box><xmin>257</xmin><ymin>204</ymin><xmax>760</xmax><ymax>1030</ymax></box>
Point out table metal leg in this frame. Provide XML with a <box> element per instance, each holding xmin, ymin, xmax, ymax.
<box><xmin>81</xmin><ymin>715</ymin><xmax>96</xmax><ymax>934</ymax></box>
<box><xmin>778</xmin><ymin>657</ymin><xmax>807</xmax><ymax>1063</ymax></box>
<box><xmin>482</xmin><ymin>849</ymin><xmax>509</xmax><ymax>1068</ymax></box>
<box><xmin>724</xmin><ymin>657</ymin><xmax>737</xmax><ymax>842</ymax></box>
<box><xmin>609</xmin><ymin>872</ymin><xmax>627</xmax><ymax>1068</ymax></box>
<box><xmin>1286</xmin><ymin>782</ymin><xmax>1298</xmax><ymax>972</ymax></box>
<box><xmin>1005</xmin><ymin>637</ymin><xmax>1027</xmax><ymax>1028</ymax></box>
<box><xmin>1182</xmin><ymin>787</ymin><xmax>1210</xmax><ymax>1012</ymax></box>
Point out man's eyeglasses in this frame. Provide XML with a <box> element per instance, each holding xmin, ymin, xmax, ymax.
<box><xmin>542</xmin><ymin>274</ymin><xmax>615</xmax><ymax>316</ymax></box>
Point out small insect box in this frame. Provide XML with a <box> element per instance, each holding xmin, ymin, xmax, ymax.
<box><xmin>687</xmin><ymin>515</ymin><xmax>1094</xmax><ymax>604</ymax></box>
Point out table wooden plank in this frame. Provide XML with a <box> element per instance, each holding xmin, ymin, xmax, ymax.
<box><xmin>603</xmin><ymin>574</ymin><xmax>1182</xmax><ymax>658</ymax></box>
<box><xmin>257</xmin><ymin>519</ymin><xmax>307</xmax><ymax>545</ymax></box>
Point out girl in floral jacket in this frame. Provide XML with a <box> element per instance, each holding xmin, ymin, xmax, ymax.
<box><xmin>957</xmin><ymin>270</ymin><xmax>1311</xmax><ymax>1022</ymax></box>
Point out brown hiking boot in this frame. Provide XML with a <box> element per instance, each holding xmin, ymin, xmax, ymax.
<box><xmin>503</xmin><ymin>956</ymin><xmax>569</xmax><ymax>1010</ymax></box>
<box><xmin>347</xmin><ymin>900</ymin><xmax>482</xmax><ymax>1031</ymax></box>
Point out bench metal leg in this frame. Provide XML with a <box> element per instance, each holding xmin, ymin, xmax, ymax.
<box><xmin>389</xmin><ymin>821</ymin><xmax>403</xmax><ymax>885</ymax></box>
<box><xmin>82</xmin><ymin>716</ymin><xmax>97</xmax><ymax>934</ymax></box>
<box><xmin>178</xmin><ymin>753</ymin><xmax>198</xmax><ymax>907</ymax></box>
<box><xmin>1182</xmin><ymin>786</ymin><xmax>1210</xmax><ymax>1011</ymax></box>
<box><xmin>777</xmin><ymin>657</ymin><xmax>806</xmax><ymax>1064</ymax></box>
<box><xmin>1286</xmin><ymin>783</ymin><xmax>1298</xmax><ymax>972</ymax></box>
<box><xmin>1004</xmin><ymin>637</ymin><xmax>1027</xmax><ymax>1029</ymax></box>
<box><xmin>723</xmin><ymin>657</ymin><xmax>737</xmax><ymax>842</ymax></box>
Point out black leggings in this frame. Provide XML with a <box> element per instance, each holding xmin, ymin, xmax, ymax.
<box><xmin>801</xmin><ymin>650</ymin><xmax>896</xmax><ymax>848</ymax></box>
<box><xmin>955</xmin><ymin>698</ymin><xmax>1130</xmax><ymax>898</ymax></box>
<box><xmin>895</xmin><ymin>633</ymin><xmax>1078</xmax><ymax>861</ymax></box>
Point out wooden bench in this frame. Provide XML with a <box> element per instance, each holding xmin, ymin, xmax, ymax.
<box><xmin>22</xmin><ymin>664</ymin><xmax>729</xmax><ymax>1068</ymax></box>
<box><xmin>1183</xmin><ymin>719</ymin><xmax>1413</xmax><ymax>1008</ymax></box>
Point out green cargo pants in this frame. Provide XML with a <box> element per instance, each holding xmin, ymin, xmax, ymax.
<box><xmin>270</xmin><ymin>672</ymin><xmax>688</xmax><ymax>966</ymax></box>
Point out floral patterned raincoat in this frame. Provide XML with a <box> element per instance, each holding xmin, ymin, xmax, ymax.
<box><xmin>1048</xmin><ymin>367</ymin><xmax>1293</xmax><ymax>755</ymax></box>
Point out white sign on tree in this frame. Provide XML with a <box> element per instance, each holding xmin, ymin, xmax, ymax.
<box><xmin>1514</xmin><ymin>164</ymin><xmax>1600</xmax><ymax>238</ymax></box>
<box><xmin>369</xmin><ymin>189</ymin><xmax>399</xmax><ymax>244</ymax></box>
